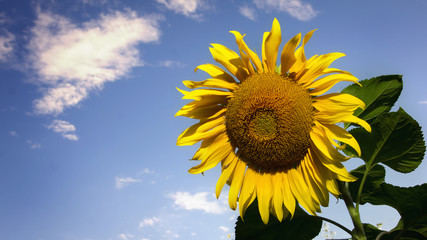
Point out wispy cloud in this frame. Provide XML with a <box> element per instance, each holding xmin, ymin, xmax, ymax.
<box><xmin>418</xmin><ymin>101</ymin><xmax>427</xmax><ymax>104</ymax></box>
<box><xmin>47</xmin><ymin>119</ymin><xmax>78</xmax><ymax>141</ymax></box>
<box><xmin>115</xmin><ymin>177</ymin><xmax>141</xmax><ymax>189</ymax></box>
<box><xmin>156</xmin><ymin>0</ymin><xmax>207</xmax><ymax>19</ymax></box>
<box><xmin>168</xmin><ymin>191</ymin><xmax>227</xmax><ymax>214</ymax></box>
<box><xmin>156</xmin><ymin>60</ymin><xmax>184</xmax><ymax>68</ymax></box>
<box><xmin>0</xmin><ymin>13</ymin><xmax>14</xmax><ymax>62</ymax></box>
<box><xmin>9</xmin><ymin>130</ymin><xmax>18</xmax><ymax>137</ymax></box>
<box><xmin>239</xmin><ymin>5</ymin><xmax>257</xmax><ymax>21</ymax></box>
<box><xmin>253</xmin><ymin>0</ymin><xmax>318</xmax><ymax>21</ymax></box>
<box><xmin>218</xmin><ymin>226</ymin><xmax>230</xmax><ymax>232</ymax></box>
<box><xmin>138</xmin><ymin>217</ymin><xmax>160</xmax><ymax>228</ymax></box>
<box><xmin>140</xmin><ymin>168</ymin><xmax>154</xmax><ymax>175</ymax></box>
<box><xmin>27</xmin><ymin>140</ymin><xmax>41</xmax><ymax>149</ymax></box>
<box><xmin>117</xmin><ymin>233</ymin><xmax>134</xmax><ymax>240</ymax></box>
<box><xmin>28</xmin><ymin>10</ymin><xmax>162</xmax><ymax>115</ymax></box>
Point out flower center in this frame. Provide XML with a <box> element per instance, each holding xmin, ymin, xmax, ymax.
<box><xmin>225</xmin><ymin>73</ymin><xmax>314</xmax><ymax>173</ymax></box>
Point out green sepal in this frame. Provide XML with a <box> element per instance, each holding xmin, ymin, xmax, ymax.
<box><xmin>235</xmin><ymin>200</ymin><xmax>322</xmax><ymax>240</ymax></box>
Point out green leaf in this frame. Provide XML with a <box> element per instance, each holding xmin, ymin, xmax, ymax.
<box><xmin>349</xmin><ymin>108</ymin><xmax>425</xmax><ymax>173</ymax></box>
<box><xmin>235</xmin><ymin>201</ymin><xmax>322</xmax><ymax>240</ymax></box>
<box><xmin>341</xmin><ymin>75</ymin><xmax>403</xmax><ymax>126</ymax></box>
<box><xmin>347</xmin><ymin>164</ymin><xmax>385</xmax><ymax>204</ymax></box>
<box><xmin>363</xmin><ymin>183</ymin><xmax>427</xmax><ymax>239</ymax></box>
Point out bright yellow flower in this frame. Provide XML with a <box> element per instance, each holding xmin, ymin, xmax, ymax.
<box><xmin>176</xmin><ymin>18</ymin><xmax>371</xmax><ymax>224</ymax></box>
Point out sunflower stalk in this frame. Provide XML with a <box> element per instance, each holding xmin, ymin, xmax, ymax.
<box><xmin>338</xmin><ymin>181</ymin><xmax>366</xmax><ymax>240</ymax></box>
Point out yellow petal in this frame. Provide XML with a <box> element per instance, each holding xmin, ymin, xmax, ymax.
<box><xmin>287</xmin><ymin>168</ymin><xmax>318</xmax><ymax>215</ymax></box>
<box><xmin>182</xmin><ymin>89</ymin><xmax>232</xmax><ymax>101</ymax></box>
<box><xmin>308</xmin><ymin>74</ymin><xmax>360</xmax><ymax>96</ymax></box>
<box><xmin>272</xmin><ymin>173</ymin><xmax>285</xmax><ymax>221</ymax></box>
<box><xmin>175</xmin><ymin>104</ymin><xmax>225</xmax><ymax>119</ymax></box>
<box><xmin>210</xmin><ymin>44</ymin><xmax>249</xmax><ymax>81</ymax></box>
<box><xmin>281</xmin><ymin>172</ymin><xmax>296</xmax><ymax>217</ymax></box>
<box><xmin>188</xmin><ymin>135</ymin><xmax>232</xmax><ymax>174</ymax></box>
<box><xmin>239</xmin><ymin>168</ymin><xmax>258</xmax><ymax>219</ymax></box>
<box><xmin>310</xmin><ymin>128</ymin><xmax>349</xmax><ymax>162</ymax></box>
<box><xmin>261</xmin><ymin>32</ymin><xmax>269</xmax><ymax>72</ymax></box>
<box><xmin>215</xmin><ymin>153</ymin><xmax>238</xmax><ymax>198</ymax></box>
<box><xmin>195</xmin><ymin>64</ymin><xmax>236</xmax><ymax>83</ymax></box>
<box><xmin>263</xmin><ymin>18</ymin><xmax>282</xmax><ymax>73</ymax></box>
<box><xmin>183</xmin><ymin>79</ymin><xmax>238</xmax><ymax>90</ymax></box>
<box><xmin>257</xmin><ymin>173</ymin><xmax>273</xmax><ymax>224</ymax></box>
<box><xmin>310</xmin><ymin>141</ymin><xmax>357</xmax><ymax>182</ymax></box>
<box><xmin>281</xmin><ymin>33</ymin><xmax>301</xmax><ymax>74</ymax></box>
<box><xmin>316</xmin><ymin>121</ymin><xmax>361</xmax><ymax>156</ymax></box>
<box><xmin>315</xmin><ymin>111</ymin><xmax>371</xmax><ymax>132</ymax></box>
<box><xmin>313</xmin><ymin>93</ymin><xmax>365</xmax><ymax>113</ymax></box>
<box><xmin>177</xmin><ymin>117</ymin><xmax>225</xmax><ymax>146</ymax></box>
<box><xmin>323</xmin><ymin>67</ymin><xmax>351</xmax><ymax>75</ymax></box>
<box><xmin>230</xmin><ymin>31</ymin><xmax>263</xmax><ymax>72</ymax></box>
<box><xmin>289</xmin><ymin>29</ymin><xmax>316</xmax><ymax>74</ymax></box>
<box><xmin>175</xmin><ymin>92</ymin><xmax>227</xmax><ymax>116</ymax></box>
<box><xmin>228</xmin><ymin>159</ymin><xmax>247</xmax><ymax>210</ymax></box>
<box><xmin>301</xmin><ymin>156</ymin><xmax>329</xmax><ymax>207</ymax></box>
<box><xmin>298</xmin><ymin>52</ymin><xmax>345</xmax><ymax>86</ymax></box>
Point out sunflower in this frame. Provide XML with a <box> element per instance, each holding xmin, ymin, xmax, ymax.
<box><xmin>175</xmin><ymin>18</ymin><xmax>371</xmax><ymax>224</ymax></box>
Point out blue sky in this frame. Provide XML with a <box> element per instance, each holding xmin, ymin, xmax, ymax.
<box><xmin>1</xmin><ymin>0</ymin><xmax>427</xmax><ymax>239</ymax></box>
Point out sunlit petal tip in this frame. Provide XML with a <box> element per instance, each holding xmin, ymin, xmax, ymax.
<box><xmin>176</xmin><ymin>87</ymin><xmax>188</xmax><ymax>96</ymax></box>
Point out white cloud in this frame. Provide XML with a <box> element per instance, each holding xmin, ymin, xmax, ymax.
<box><xmin>115</xmin><ymin>177</ymin><xmax>141</xmax><ymax>189</ymax></box>
<box><xmin>253</xmin><ymin>0</ymin><xmax>318</xmax><ymax>21</ymax></box>
<box><xmin>27</xmin><ymin>140</ymin><xmax>41</xmax><ymax>149</ymax></box>
<box><xmin>219</xmin><ymin>226</ymin><xmax>230</xmax><ymax>232</ymax></box>
<box><xmin>168</xmin><ymin>191</ymin><xmax>227</xmax><ymax>214</ymax></box>
<box><xmin>156</xmin><ymin>0</ymin><xmax>206</xmax><ymax>19</ymax></box>
<box><xmin>9</xmin><ymin>130</ymin><xmax>18</xmax><ymax>137</ymax></box>
<box><xmin>117</xmin><ymin>233</ymin><xmax>134</xmax><ymax>240</ymax></box>
<box><xmin>418</xmin><ymin>101</ymin><xmax>427</xmax><ymax>104</ymax></box>
<box><xmin>47</xmin><ymin>119</ymin><xmax>79</xmax><ymax>141</ymax></box>
<box><xmin>138</xmin><ymin>217</ymin><xmax>160</xmax><ymax>228</ymax></box>
<box><xmin>239</xmin><ymin>5</ymin><xmax>257</xmax><ymax>21</ymax></box>
<box><xmin>28</xmin><ymin>10</ymin><xmax>162</xmax><ymax>115</ymax></box>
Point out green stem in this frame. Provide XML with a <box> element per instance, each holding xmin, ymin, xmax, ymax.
<box><xmin>339</xmin><ymin>181</ymin><xmax>366</xmax><ymax>240</ymax></box>
<box><xmin>355</xmin><ymin>164</ymin><xmax>370</xmax><ymax>212</ymax></box>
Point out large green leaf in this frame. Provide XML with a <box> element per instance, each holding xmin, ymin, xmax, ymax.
<box><xmin>235</xmin><ymin>201</ymin><xmax>322</xmax><ymax>240</ymax></box>
<box><xmin>348</xmin><ymin>164</ymin><xmax>385</xmax><ymax>204</ymax></box>
<box><xmin>349</xmin><ymin>108</ymin><xmax>425</xmax><ymax>173</ymax></box>
<box><xmin>341</xmin><ymin>75</ymin><xmax>402</xmax><ymax>125</ymax></box>
<box><xmin>363</xmin><ymin>183</ymin><xmax>427</xmax><ymax>239</ymax></box>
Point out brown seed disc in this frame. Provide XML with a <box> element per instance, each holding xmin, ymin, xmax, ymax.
<box><xmin>225</xmin><ymin>73</ymin><xmax>314</xmax><ymax>173</ymax></box>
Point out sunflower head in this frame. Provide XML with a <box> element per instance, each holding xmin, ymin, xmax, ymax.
<box><xmin>226</xmin><ymin>72</ymin><xmax>314</xmax><ymax>173</ymax></box>
<box><xmin>176</xmin><ymin>18</ymin><xmax>371</xmax><ymax>224</ymax></box>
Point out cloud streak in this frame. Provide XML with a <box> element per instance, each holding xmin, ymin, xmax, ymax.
<box><xmin>0</xmin><ymin>13</ymin><xmax>14</xmax><ymax>62</ymax></box>
<box><xmin>156</xmin><ymin>0</ymin><xmax>207</xmax><ymax>19</ymax></box>
<box><xmin>115</xmin><ymin>177</ymin><xmax>141</xmax><ymax>189</ymax></box>
<box><xmin>239</xmin><ymin>5</ymin><xmax>257</xmax><ymax>21</ymax></box>
<box><xmin>253</xmin><ymin>0</ymin><xmax>318</xmax><ymax>21</ymax></box>
<box><xmin>28</xmin><ymin>10</ymin><xmax>162</xmax><ymax>115</ymax></box>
